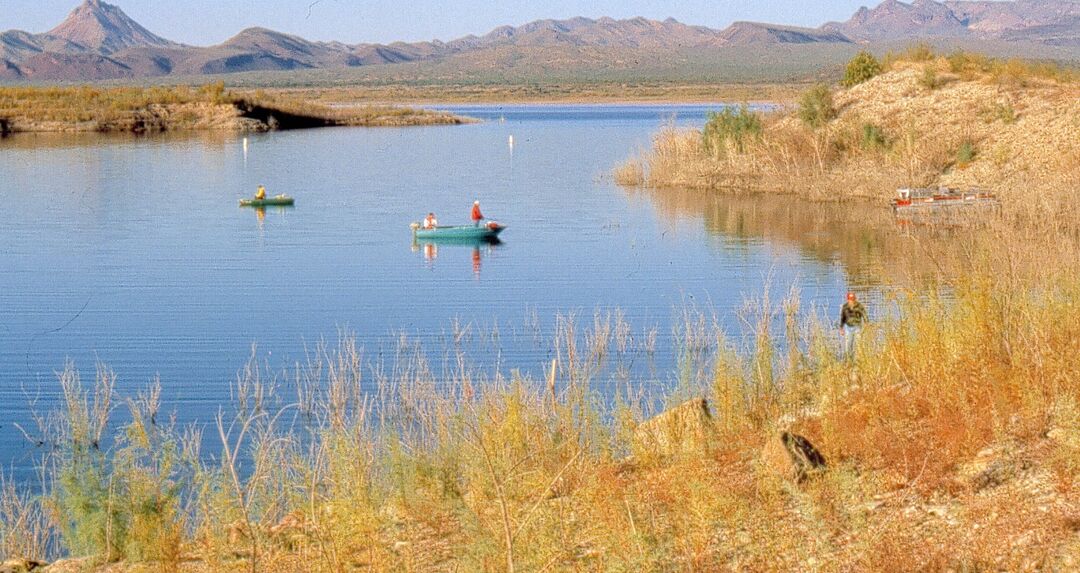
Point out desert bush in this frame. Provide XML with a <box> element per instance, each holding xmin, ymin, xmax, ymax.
<box><xmin>991</xmin><ymin>101</ymin><xmax>1017</xmax><ymax>124</ymax></box>
<box><xmin>861</xmin><ymin>123</ymin><xmax>889</xmax><ymax>151</ymax></box>
<box><xmin>702</xmin><ymin>105</ymin><xmax>763</xmax><ymax>154</ymax></box>
<box><xmin>885</xmin><ymin>43</ymin><xmax>936</xmax><ymax>69</ymax></box>
<box><xmin>46</xmin><ymin>369</ymin><xmax>188</xmax><ymax>564</ymax></box>
<box><xmin>842</xmin><ymin>51</ymin><xmax>883</xmax><ymax>87</ymax></box>
<box><xmin>613</xmin><ymin>156</ymin><xmax>646</xmax><ymax>186</ymax></box>
<box><xmin>0</xmin><ymin>478</ymin><xmax>53</xmax><ymax>561</ymax></box>
<box><xmin>798</xmin><ymin>84</ymin><xmax>836</xmax><ymax>129</ymax></box>
<box><xmin>201</xmin><ymin>81</ymin><xmax>228</xmax><ymax>104</ymax></box>
<box><xmin>49</xmin><ymin>365</ymin><xmax>125</xmax><ymax>560</ymax></box>
<box><xmin>956</xmin><ymin>140</ymin><xmax>977</xmax><ymax>166</ymax></box>
<box><xmin>919</xmin><ymin>66</ymin><xmax>941</xmax><ymax>90</ymax></box>
<box><xmin>947</xmin><ymin>50</ymin><xmax>991</xmax><ymax>78</ymax></box>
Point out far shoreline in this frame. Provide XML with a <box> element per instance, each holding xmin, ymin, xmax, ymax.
<box><xmin>266</xmin><ymin>82</ymin><xmax>806</xmax><ymax>108</ymax></box>
<box><xmin>0</xmin><ymin>85</ymin><xmax>468</xmax><ymax>136</ymax></box>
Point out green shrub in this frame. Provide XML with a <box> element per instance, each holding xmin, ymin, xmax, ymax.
<box><xmin>703</xmin><ymin>105</ymin><xmax>763</xmax><ymax>154</ymax></box>
<box><xmin>900</xmin><ymin>43</ymin><xmax>936</xmax><ymax>63</ymax></box>
<box><xmin>919</xmin><ymin>67</ymin><xmax>941</xmax><ymax>90</ymax></box>
<box><xmin>861</xmin><ymin>123</ymin><xmax>889</xmax><ymax>150</ymax></box>
<box><xmin>948</xmin><ymin>50</ymin><xmax>990</xmax><ymax>76</ymax></box>
<box><xmin>50</xmin><ymin>369</ymin><xmax>186</xmax><ymax>563</ymax></box>
<box><xmin>797</xmin><ymin>84</ymin><xmax>836</xmax><ymax>130</ymax></box>
<box><xmin>884</xmin><ymin>43</ymin><xmax>936</xmax><ymax>69</ymax></box>
<box><xmin>956</xmin><ymin>141</ymin><xmax>977</xmax><ymax>166</ymax></box>
<box><xmin>993</xmin><ymin>102</ymin><xmax>1017</xmax><ymax>124</ymax></box>
<box><xmin>842</xmin><ymin>51</ymin><xmax>883</xmax><ymax>87</ymax></box>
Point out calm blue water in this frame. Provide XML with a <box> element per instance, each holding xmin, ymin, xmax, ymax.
<box><xmin>0</xmin><ymin>104</ymin><xmax>854</xmax><ymax>476</ymax></box>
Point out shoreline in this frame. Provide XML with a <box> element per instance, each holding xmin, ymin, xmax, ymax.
<box><xmin>271</xmin><ymin>82</ymin><xmax>805</xmax><ymax>107</ymax></box>
<box><xmin>0</xmin><ymin>86</ymin><xmax>467</xmax><ymax>136</ymax></box>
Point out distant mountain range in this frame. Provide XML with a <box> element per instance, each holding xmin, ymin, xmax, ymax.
<box><xmin>1</xmin><ymin>0</ymin><xmax>1077</xmax><ymax>82</ymax></box>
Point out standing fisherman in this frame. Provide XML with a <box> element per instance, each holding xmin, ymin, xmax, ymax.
<box><xmin>471</xmin><ymin>201</ymin><xmax>484</xmax><ymax>227</ymax></box>
<box><xmin>840</xmin><ymin>292</ymin><xmax>867</xmax><ymax>359</ymax></box>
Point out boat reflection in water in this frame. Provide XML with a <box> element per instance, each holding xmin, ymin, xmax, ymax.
<box><xmin>412</xmin><ymin>236</ymin><xmax>503</xmax><ymax>277</ymax></box>
<box><xmin>250</xmin><ymin>205</ymin><xmax>294</xmax><ymax>232</ymax></box>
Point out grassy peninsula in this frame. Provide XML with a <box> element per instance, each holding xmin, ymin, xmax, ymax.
<box><xmin>0</xmin><ymin>84</ymin><xmax>464</xmax><ymax>135</ymax></box>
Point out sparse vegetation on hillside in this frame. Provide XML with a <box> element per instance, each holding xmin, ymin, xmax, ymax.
<box><xmin>614</xmin><ymin>50</ymin><xmax>1080</xmax><ymax>225</ymax></box>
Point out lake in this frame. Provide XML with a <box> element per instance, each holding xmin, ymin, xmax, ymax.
<box><xmin>0</xmin><ymin>104</ymin><xmax>873</xmax><ymax>477</ymax></box>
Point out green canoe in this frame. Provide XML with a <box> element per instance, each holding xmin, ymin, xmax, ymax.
<box><xmin>413</xmin><ymin>223</ymin><xmax>505</xmax><ymax>241</ymax></box>
<box><xmin>240</xmin><ymin>195</ymin><xmax>295</xmax><ymax>207</ymax></box>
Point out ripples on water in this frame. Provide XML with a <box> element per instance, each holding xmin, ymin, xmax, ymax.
<box><xmin>0</xmin><ymin>104</ymin><xmax>870</xmax><ymax>478</ymax></box>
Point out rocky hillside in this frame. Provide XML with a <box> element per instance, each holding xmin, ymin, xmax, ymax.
<box><xmin>826</xmin><ymin>0</ymin><xmax>1080</xmax><ymax>44</ymax></box>
<box><xmin>46</xmin><ymin>0</ymin><xmax>175</xmax><ymax>54</ymax></box>
<box><xmin>833</xmin><ymin>59</ymin><xmax>1080</xmax><ymax>203</ymax></box>
<box><xmin>1</xmin><ymin>0</ymin><xmax>1077</xmax><ymax>82</ymax></box>
<box><xmin>620</xmin><ymin>51</ymin><xmax>1080</xmax><ymax>229</ymax></box>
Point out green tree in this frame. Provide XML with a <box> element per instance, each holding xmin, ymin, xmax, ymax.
<box><xmin>842</xmin><ymin>51</ymin><xmax>883</xmax><ymax>87</ymax></box>
<box><xmin>798</xmin><ymin>84</ymin><xmax>836</xmax><ymax>130</ymax></box>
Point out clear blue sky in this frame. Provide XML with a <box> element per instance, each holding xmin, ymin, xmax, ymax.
<box><xmin>2</xmin><ymin>0</ymin><xmax>875</xmax><ymax>45</ymax></box>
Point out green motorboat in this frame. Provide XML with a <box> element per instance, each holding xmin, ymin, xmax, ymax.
<box><xmin>412</xmin><ymin>222</ymin><xmax>506</xmax><ymax>241</ymax></box>
<box><xmin>240</xmin><ymin>195</ymin><xmax>295</xmax><ymax>207</ymax></box>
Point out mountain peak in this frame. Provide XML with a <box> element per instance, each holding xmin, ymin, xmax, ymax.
<box><xmin>48</xmin><ymin>0</ymin><xmax>174</xmax><ymax>54</ymax></box>
<box><xmin>719</xmin><ymin>21</ymin><xmax>853</xmax><ymax>45</ymax></box>
<box><xmin>825</xmin><ymin>0</ymin><xmax>966</xmax><ymax>40</ymax></box>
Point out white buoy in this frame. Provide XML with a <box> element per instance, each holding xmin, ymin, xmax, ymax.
<box><xmin>242</xmin><ymin>137</ymin><xmax>249</xmax><ymax>163</ymax></box>
<box><xmin>508</xmin><ymin>135</ymin><xmax>514</xmax><ymax>149</ymax></box>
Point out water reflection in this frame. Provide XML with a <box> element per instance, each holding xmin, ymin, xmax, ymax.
<box><xmin>248</xmin><ymin>205</ymin><xmax>294</xmax><ymax>235</ymax></box>
<box><xmin>0</xmin><ymin>130</ymin><xmax>245</xmax><ymax>151</ymax></box>
<box><xmin>633</xmin><ymin>187</ymin><xmax>965</xmax><ymax>288</ymax></box>
<box><xmin>412</xmin><ymin>237</ymin><xmax>502</xmax><ymax>277</ymax></box>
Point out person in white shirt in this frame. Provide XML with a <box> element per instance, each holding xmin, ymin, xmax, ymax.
<box><xmin>423</xmin><ymin>213</ymin><xmax>438</xmax><ymax>229</ymax></box>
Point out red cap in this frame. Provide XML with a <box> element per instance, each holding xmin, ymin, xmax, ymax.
<box><xmin>846</xmin><ymin>292</ymin><xmax>856</xmax><ymax>301</ymax></box>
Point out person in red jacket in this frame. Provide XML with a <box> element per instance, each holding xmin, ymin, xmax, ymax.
<box><xmin>471</xmin><ymin>200</ymin><xmax>484</xmax><ymax>226</ymax></box>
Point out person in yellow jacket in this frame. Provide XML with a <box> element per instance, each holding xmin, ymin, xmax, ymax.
<box><xmin>255</xmin><ymin>185</ymin><xmax>267</xmax><ymax>200</ymax></box>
